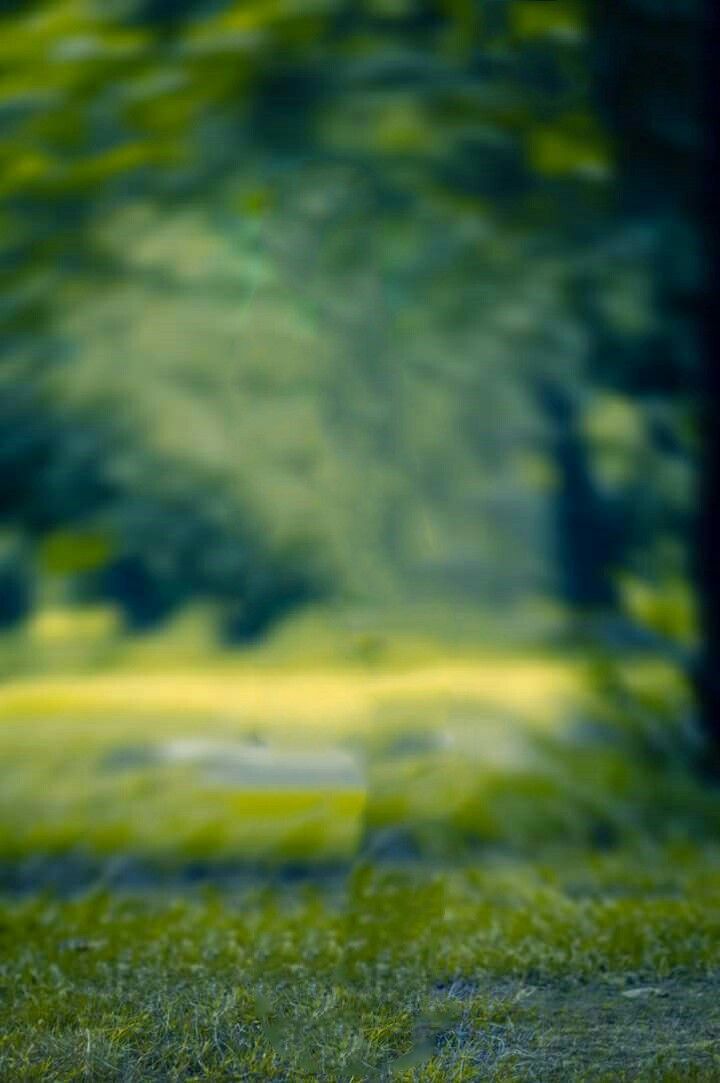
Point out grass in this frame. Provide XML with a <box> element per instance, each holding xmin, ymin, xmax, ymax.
<box><xmin>2</xmin><ymin>633</ymin><xmax>720</xmax><ymax>1079</ymax></box>
<box><xmin>0</xmin><ymin>654</ymin><xmax>579</xmax><ymax>729</ymax></box>
<box><xmin>3</xmin><ymin>853</ymin><xmax>720</xmax><ymax>1080</ymax></box>
<box><xmin>0</xmin><ymin>653</ymin><xmax>580</xmax><ymax>864</ymax></box>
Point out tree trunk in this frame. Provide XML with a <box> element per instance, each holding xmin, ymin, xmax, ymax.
<box><xmin>694</xmin><ymin>0</ymin><xmax>720</xmax><ymax>753</ymax></box>
<box><xmin>586</xmin><ymin>0</ymin><xmax>720</xmax><ymax>750</ymax></box>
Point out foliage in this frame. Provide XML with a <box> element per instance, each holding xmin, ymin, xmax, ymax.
<box><xmin>0</xmin><ymin>0</ymin><xmax>700</xmax><ymax>639</ymax></box>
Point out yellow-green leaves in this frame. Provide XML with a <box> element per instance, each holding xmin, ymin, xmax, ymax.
<box><xmin>529</xmin><ymin>120</ymin><xmax>612</xmax><ymax>181</ymax></box>
<box><xmin>511</xmin><ymin>0</ymin><xmax>584</xmax><ymax>44</ymax></box>
<box><xmin>39</xmin><ymin>529</ymin><xmax>114</xmax><ymax>576</ymax></box>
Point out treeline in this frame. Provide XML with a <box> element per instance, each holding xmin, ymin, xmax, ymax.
<box><xmin>0</xmin><ymin>1</ymin><xmax>702</xmax><ymax>650</ymax></box>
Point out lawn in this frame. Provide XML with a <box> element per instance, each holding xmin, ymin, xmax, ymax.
<box><xmin>3</xmin><ymin>853</ymin><xmax>720</xmax><ymax>1081</ymax></box>
<box><xmin>0</xmin><ymin>653</ymin><xmax>580</xmax><ymax>864</ymax></box>
<box><xmin>2</xmin><ymin>646</ymin><xmax>720</xmax><ymax>1080</ymax></box>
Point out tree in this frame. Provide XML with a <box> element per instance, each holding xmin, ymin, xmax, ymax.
<box><xmin>696</xmin><ymin>0</ymin><xmax>720</xmax><ymax>750</ymax></box>
<box><xmin>0</xmin><ymin>0</ymin><xmax>697</xmax><ymax>650</ymax></box>
<box><xmin>584</xmin><ymin>0</ymin><xmax>713</xmax><ymax>744</ymax></box>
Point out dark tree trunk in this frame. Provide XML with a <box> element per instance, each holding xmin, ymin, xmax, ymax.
<box><xmin>534</xmin><ymin>377</ymin><xmax>619</xmax><ymax>611</ymax></box>
<box><xmin>586</xmin><ymin>0</ymin><xmax>720</xmax><ymax>750</ymax></box>
<box><xmin>694</xmin><ymin>0</ymin><xmax>720</xmax><ymax>752</ymax></box>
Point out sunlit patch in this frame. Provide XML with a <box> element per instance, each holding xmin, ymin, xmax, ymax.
<box><xmin>27</xmin><ymin>606</ymin><xmax>120</xmax><ymax>644</ymax></box>
<box><xmin>0</xmin><ymin>656</ymin><xmax>582</xmax><ymax>863</ymax></box>
<box><xmin>0</xmin><ymin>658</ymin><xmax>580</xmax><ymax>730</ymax></box>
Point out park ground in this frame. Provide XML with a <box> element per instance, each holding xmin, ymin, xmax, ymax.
<box><xmin>1</xmin><ymin>613</ymin><xmax>720</xmax><ymax>1081</ymax></box>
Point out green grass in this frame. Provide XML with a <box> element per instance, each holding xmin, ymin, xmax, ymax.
<box><xmin>0</xmin><ymin>652</ymin><xmax>580</xmax><ymax>864</ymax></box>
<box><xmin>0</xmin><ymin>658</ymin><xmax>716</xmax><ymax>865</ymax></box>
<box><xmin>3</xmin><ymin>646</ymin><xmax>720</xmax><ymax>1079</ymax></box>
<box><xmin>3</xmin><ymin>853</ymin><xmax>720</xmax><ymax>1081</ymax></box>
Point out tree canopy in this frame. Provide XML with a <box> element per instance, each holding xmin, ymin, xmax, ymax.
<box><xmin>0</xmin><ymin>0</ymin><xmax>701</xmax><ymax>646</ymax></box>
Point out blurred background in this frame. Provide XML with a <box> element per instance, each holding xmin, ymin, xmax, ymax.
<box><xmin>0</xmin><ymin>0</ymin><xmax>711</xmax><ymax>874</ymax></box>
